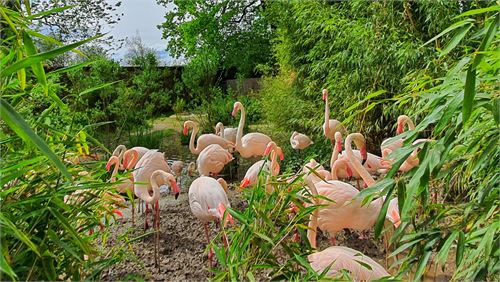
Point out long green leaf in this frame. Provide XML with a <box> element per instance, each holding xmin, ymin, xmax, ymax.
<box><xmin>440</xmin><ymin>24</ymin><xmax>472</xmax><ymax>57</ymax></box>
<box><xmin>454</xmin><ymin>5</ymin><xmax>500</xmax><ymax>18</ymax></box>
<box><xmin>462</xmin><ymin>59</ymin><xmax>477</xmax><ymax>124</ymax></box>
<box><xmin>22</xmin><ymin>31</ymin><xmax>47</xmax><ymax>94</ymax></box>
<box><xmin>0</xmin><ymin>213</ymin><xmax>41</xmax><ymax>257</ymax></box>
<box><xmin>26</xmin><ymin>5</ymin><xmax>74</xmax><ymax>20</ymax></box>
<box><xmin>0</xmin><ymin>253</ymin><xmax>17</xmax><ymax>280</ymax></box>
<box><xmin>0</xmin><ymin>35</ymin><xmax>99</xmax><ymax>77</ymax></box>
<box><xmin>0</xmin><ymin>98</ymin><xmax>71</xmax><ymax>179</ymax></box>
<box><xmin>423</xmin><ymin>19</ymin><xmax>475</xmax><ymax>47</ymax></box>
<box><xmin>456</xmin><ymin>231</ymin><xmax>465</xmax><ymax>267</ymax></box>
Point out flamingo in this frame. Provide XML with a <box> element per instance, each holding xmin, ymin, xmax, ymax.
<box><xmin>183</xmin><ymin>120</ymin><xmax>235</xmax><ymax>155</ymax></box>
<box><xmin>215</xmin><ymin>122</ymin><xmax>237</xmax><ymax>144</ymax></box>
<box><xmin>322</xmin><ymin>89</ymin><xmax>346</xmax><ymax>145</ymax></box>
<box><xmin>302</xmin><ymin>159</ymin><xmax>332</xmax><ymax>184</ymax></box>
<box><xmin>306</xmin><ymin>178</ymin><xmax>390</xmax><ymax>281</ymax></box>
<box><xmin>302</xmin><ymin>161</ymin><xmax>400</xmax><ymax>245</ymax></box>
<box><xmin>143</xmin><ymin>169</ymin><xmax>180</xmax><ymax>267</ymax></box>
<box><xmin>290</xmin><ymin>131</ymin><xmax>314</xmax><ymax>150</ymax></box>
<box><xmin>106</xmin><ymin>156</ymin><xmax>133</xmax><ymax>194</ymax></box>
<box><xmin>232</xmin><ymin>102</ymin><xmax>273</xmax><ymax>158</ymax></box>
<box><xmin>187</xmin><ymin>161</ymin><xmax>197</xmax><ymax>177</ymax></box>
<box><xmin>188</xmin><ymin>176</ymin><xmax>234</xmax><ymax>266</ymax></box>
<box><xmin>170</xmin><ymin>160</ymin><xmax>184</xmax><ymax>176</ymax></box>
<box><xmin>111</xmin><ymin>144</ymin><xmax>127</xmax><ymax>170</ymax></box>
<box><xmin>380</xmin><ymin>115</ymin><xmax>415</xmax><ymax>159</ymax></box>
<box><xmin>197</xmin><ymin>144</ymin><xmax>234</xmax><ymax>177</ymax></box>
<box><xmin>132</xmin><ymin>150</ymin><xmax>174</xmax><ymax>231</ymax></box>
<box><xmin>239</xmin><ymin>141</ymin><xmax>283</xmax><ymax>188</ymax></box>
<box><xmin>122</xmin><ymin>146</ymin><xmax>150</xmax><ymax>170</ymax></box>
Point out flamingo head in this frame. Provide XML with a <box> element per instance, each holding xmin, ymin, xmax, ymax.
<box><xmin>322</xmin><ymin>89</ymin><xmax>328</xmax><ymax>101</ymax></box>
<box><xmin>264</xmin><ymin>141</ymin><xmax>277</xmax><ymax>156</ymax></box>
<box><xmin>218</xmin><ymin>203</ymin><xmax>234</xmax><ymax>227</ymax></box>
<box><xmin>360</xmin><ymin>146</ymin><xmax>367</xmax><ymax>166</ymax></box>
<box><xmin>279</xmin><ymin>148</ymin><xmax>284</xmax><ymax>161</ymax></box>
<box><xmin>183</xmin><ymin>124</ymin><xmax>189</xmax><ymax>136</ymax></box>
<box><xmin>231</xmin><ymin>103</ymin><xmax>239</xmax><ymax>117</ymax></box>
<box><xmin>106</xmin><ymin>156</ymin><xmax>118</xmax><ymax>172</ymax></box>
<box><xmin>396</xmin><ymin>116</ymin><xmax>404</xmax><ymax>135</ymax></box>
<box><xmin>240</xmin><ymin>177</ymin><xmax>251</xmax><ymax>188</ymax></box>
<box><xmin>386</xmin><ymin>198</ymin><xmax>401</xmax><ymax>228</ymax></box>
<box><xmin>169</xmin><ymin>178</ymin><xmax>180</xmax><ymax>200</ymax></box>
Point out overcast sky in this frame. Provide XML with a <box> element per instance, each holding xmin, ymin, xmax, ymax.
<box><xmin>107</xmin><ymin>0</ymin><xmax>183</xmax><ymax>65</ymax></box>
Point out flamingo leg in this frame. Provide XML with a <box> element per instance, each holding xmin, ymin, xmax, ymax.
<box><xmin>356</xmin><ymin>179</ymin><xmax>361</xmax><ymax>190</ymax></box>
<box><xmin>204</xmin><ymin>223</ymin><xmax>214</xmax><ymax>267</ymax></box>
<box><xmin>145</xmin><ymin>203</ymin><xmax>149</xmax><ymax>230</ymax></box>
<box><xmin>330</xmin><ymin>235</ymin><xmax>337</xmax><ymax>245</ymax></box>
<box><xmin>154</xmin><ymin>201</ymin><xmax>159</xmax><ymax>267</ymax></box>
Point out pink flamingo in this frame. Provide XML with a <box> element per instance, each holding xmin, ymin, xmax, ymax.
<box><xmin>306</xmin><ymin>181</ymin><xmax>390</xmax><ymax>280</ymax></box>
<box><xmin>290</xmin><ymin>131</ymin><xmax>314</xmax><ymax>150</ymax></box>
<box><xmin>188</xmin><ymin>176</ymin><xmax>234</xmax><ymax>266</ymax></box>
<box><xmin>240</xmin><ymin>142</ymin><xmax>283</xmax><ymax>188</ymax></box>
<box><xmin>111</xmin><ymin>145</ymin><xmax>127</xmax><ymax>170</ymax></box>
<box><xmin>381</xmin><ymin>139</ymin><xmax>430</xmax><ymax>173</ymax></box>
<box><xmin>122</xmin><ymin>146</ymin><xmax>150</xmax><ymax>170</ymax></box>
<box><xmin>331</xmin><ymin>132</ymin><xmax>385</xmax><ymax>176</ymax></box>
<box><xmin>131</xmin><ymin>150</ymin><xmax>175</xmax><ymax>230</ymax></box>
<box><xmin>196</xmin><ymin>144</ymin><xmax>234</xmax><ymax>177</ymax></box>
<box><xmin>380</xmin><ymin>115</ymin><xmax>415</xmax><ymax>159</ymax></box>
<box><xmin>322</xmin><ymin>89</ymin><xmax>346</xmax><ymax>145</ymax></box>
<box><xmin>183</xmin><ymin>121</ymin><xmax>235</xmax><ymax>155</ymax></box>
<box><xmin>187</xmin><ymin>161</ymin><xmax>197</xmax><ymax>177</ymax></box>
<box><xmin>143</xmin><ymin>169</ymin><xmax>179</xmax><ymax>267</ymax></box>
<box><xmin>215</xmin><ymin>122</ymin><xmax>237</xmax><ymax>144</ymax></box>
<box><xmin>302</xmin><ymin>159</ymin><xmax>332</xmax><ymax>184</ymax></box>
<box><xmin>106</xmin><ymin>156</ymin><xmax>133</xmax><ymax>194</ymax></box>
<box><xmin>232</xmin><ymin>102</ymin><xmax>273</xmax><ymax>158</ymax></box>
<box><xmin>303</xmin><ymin>159</ymin><xmax>400</xmax><ymax>245</ymax></box>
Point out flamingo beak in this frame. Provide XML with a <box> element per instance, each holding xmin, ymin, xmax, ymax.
<box><xmin>218</xmin><ymin>203</ymin><xmax>234</xmax><ymax>227</ymax></box>
<box><xmin>171</xmin><ymin>180</ymin><xmax>181</xmax><ymax>199</ymax></box>
<box><xmin>240</xmin><ymin>178</ymin><xmax>250</xmax><ymax>188</ymax></box>
<box><xmin>231</xmin><ymin>106</ymin><xmax>238</xmax><ymax>117</ymax></box>
<box><xmin>396</xmin><ymin>121</ymin><xmax>403</xmax><ymax>135</ymax></box>
<box><xmin>279</xmin><ymin>151</ymin><xmax>284</xmax><ymax>161</ymax></box>
<box><xmin>183</xmin><ymin>125</ymin><xmax>188</xmax><ymax>136</ymax></box>
<box><xmin>346</xmin><ymin>165</ymin><xmax>353</xmax><ymax>178</ymax></box>
<box><xmin>264</xmin><ymin>145</ymin><xmax>272</xmax><ymax>156</ymax></box>
<box><xmin>361</xmin><ymin>147</ymin><xmax>367</xmax><ymax>166</ymax></box>
<box><xmin>336</xmin><ymin>141</ymin><xmax>342</xmax><ymax>153</ymax></box>
<box><xmin>105</xmin><ymin>160</ymin><xmax>112</xmax><ymax>172</ymax></box>
<box><xmin>112</xmin><ymin>209</ymin><xmax>123</xmax><ymax>217</ymax></box>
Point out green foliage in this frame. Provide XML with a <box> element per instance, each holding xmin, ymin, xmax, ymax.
<box><xmin>351</xmin><ymin>5</ymin><xmax>500</xmax><ymax>280</ymax></box>
<box><xmin>0</xmin><ymin>3</ymin><xmax>128</xmax><ymax>280</ymax></box>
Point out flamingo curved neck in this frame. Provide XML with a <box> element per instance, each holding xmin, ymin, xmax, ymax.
<box><xmin>345</xmin><ymin>135</ymin><xmax>375</xmax><ymax>187</ymax></box>
<box><xmin>188</xmin><ymin>123</ymin><xmax>200</xmax><ymax>154</ymax></box>
<box><xmin>324</xmin><ymin>94</ymin><xmax>330</xmax><ymax>137</ymax></box>
<box><xmin>403</xmin><ymin>116</ymin><xmax>415</xmax><ymax>131</ymax></box>
<box><xmin>143</xmin><ymin>171</ymin><xmax>162</xmax><ymax>204</ymax></box>
<box><xmin>235</xmin><ymin>104</ymin><xmax>246</xmax><ymax>151</ymax></box>
<box><xmin>129</xmin><ymin>150</ymin><xmax>139</xmax><ymax>170</ymax></box>
<box><xmin>111</xmin><ymin>158</ymin><xmax>119</xmax><ymax>182</ymax></box>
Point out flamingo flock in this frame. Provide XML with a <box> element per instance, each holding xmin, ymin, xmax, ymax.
<box><xmin>95</xmin><ymin>89</ymin><xmax>425</xmax><ymax>280</ymax></box>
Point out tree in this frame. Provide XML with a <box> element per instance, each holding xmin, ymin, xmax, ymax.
<box><xmin>31</xmin><ymin>0</ymin><xmax>123</xmax><ymax>46</ymax></box>
<box><xmin>123</xmin><ymin>33</ymin><xmax>157</xmax><ymax>66</ymax></box>
<box><xmin>156</xmin><ymin>0</ymin><xmax>273</xmax><ymax>78</ymax></box>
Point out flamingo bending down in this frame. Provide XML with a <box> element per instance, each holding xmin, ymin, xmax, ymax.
<box><xmin>322</xmin><ymin>89</ymin><xmax>346</xmax><ymax>145</ymax></box>
<box><xmin>215</xmin><ymin>122</ymin><xmax>237</xmax><ymax>144</ymax></box>
<box><xmin>240</xmin><ymin>141</ymin><xmax>284</xmax><ymax>188</ymax></box>
<box><xmin>290</xmin><ymin>131</ymin><xmax>314</xmax><ymax>150</ymax></box>
<box><xmin>232</xmin><ymin>102</ymin><xmax>273</xmax><ymax>158</ymax></box>
<box><xmin>189</xmin><ymin>176</ymin><xmax>234</xmax><ymax>266</ymax></box>
<box><xmin>122</xmin><ymin>146</ymin><xmax>150</xmax><ymax>170</ymax></box>
<box><xmin>183</xmin><ymin>121</ymin><xmax>235</xmax><ymax>155</ymax></box>
<box><xmin>305</xmin><ymin>177</ymin><xmax>390</xmax><ymax>280</ymax></box>
<box><xmin>132</xmin><ymin>150</ymin><xmax>174</xmax><ymax>231</ymax></box>
<box><xmin>380</xmin><ymin>115</ymin><xmax>415</xmax><ymax>159</ymax></box>
<box><xmin>331</xmin><ymin>132</ymin><xmax>386</xmax><ymax>177</ymax></box>
<box><xmin>111</xmin><ymin>145</ymin><xmax>127</xmax><ymax>170</ymax></box>
<box><xmin>197</xmin><ymin>144</ymin><xmax>234</xmax><ymax>177</ymax></box>
<box><xmin>381</xmin><ymin>139</ymin><xmax>430</xmax><ymax>173</ymax></box>
<box><xmin>106</xmin><ymin>156</ymin><xmax>134</xmax><ymax>194</ymax></box>
<box><xmin>144</xmin><ymin>170</ymin><xmax>180</xmax><ymax>267</ymax></box>
<box><xmin>302</xmin><ymin>159</ymin><xmax>332</xmax><ymax>184</ymax></box>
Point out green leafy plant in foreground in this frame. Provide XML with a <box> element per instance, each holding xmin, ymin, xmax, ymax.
<box><xmin>1</xmin><ymin>2</ymin><xmax>129</xmax><ymax>280</ymax></box>
<box><xmin>350</xmin><ymin>5</ymin><xmax>499</xmax><ymax>281</ymax></box>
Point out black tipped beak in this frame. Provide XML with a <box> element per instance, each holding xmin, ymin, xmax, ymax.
<box><xmin>174</xmin><ymin>193</ymin><xmax>179</xmax><ymax>200</ymax></box>
<box><xmin>361</xmin><ymin>158</ymin><xmax>367</xmax><ymax>166</ymax></box>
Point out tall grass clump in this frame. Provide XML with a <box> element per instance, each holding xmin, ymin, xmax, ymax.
<box><xmin>1</xmin><ymin>2</ymin><xmax>127</xmax><ymax>280</ymax></box>
<box><xmin>352</xmin><ymin>4</ymin><xmax>500</xmax><ymax>281</ymax></box>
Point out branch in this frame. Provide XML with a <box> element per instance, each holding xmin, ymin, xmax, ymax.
<box><xmin>229</xmin><ymin>0</ymin><xmax>259</xmax><ymax>24</ymax></box>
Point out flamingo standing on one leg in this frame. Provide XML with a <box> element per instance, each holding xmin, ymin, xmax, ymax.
<box><xmin>189</xmin><ymin>176</ymin><xmax>234</xmax><ymax>267</ymax></box>
<box><xmin>232</xmin><ymin>102</ymin><xmax>273</xmax><ymax>158</ymax></box>
<box><xmin>290</xmin><ymin>131</ymin><xmax>314</xmax><ymax>150</ymax></box>
<box><xmin>215</xmin><ymin>122</ymin><xmax>237</xmax><ymax>144</ymax></box>
<box><xmin>183</xmin><ymin>121</ymin><xmax>235</xmax><ymax>155</ymax></box>
<box><xmin>197</xmin><ymin>144</ymin><xmax>234</xmax><ymax>177</ymax></box>
<box><xmin>322</xmin><ymin>89</ymin><xmax>346</xmax><ymax>146</ymax></box>
<box><xmin>141</xmin><ymin>169</ymin><xmax>180</xmax><ymax>267</ymax></box>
